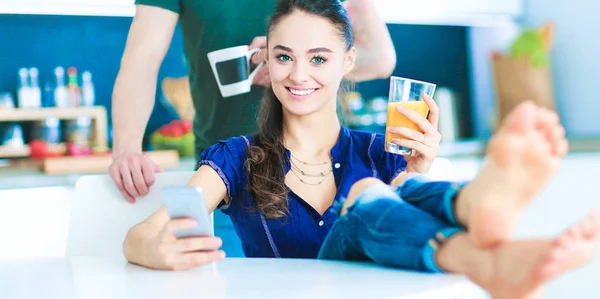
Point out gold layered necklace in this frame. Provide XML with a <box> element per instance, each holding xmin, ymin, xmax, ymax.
<box><xmin>289</xmin><ymin>154</ymin><xmax>333</xmax><ymax>186</ymax></box>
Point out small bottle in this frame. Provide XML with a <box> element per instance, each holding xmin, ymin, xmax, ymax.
<box><xmin>0</xmin><ymin>92</ymin><xmax>15</xmax><ymax>109</ymax></box>
<box><xmin>54</xmin><ymin>67</ymin><xmax>69</xmax><ymax>108</ymax></box>
<box><xmin>81</xmin><ymin>71</ymin><xmax>95</xmax><ymax>107</ymax></box>
<box><xmin>4</xmin><ymin>123</ymin><xmax>25</xmax><ymax>148</ymax></box>
<box><xmin>66</xmin><ymin>67</ymin><xmax>81</xmax><ymax>107</ymax></box>
<box><xmin>29</xmin><ymin>67</ymin><xmax>42</xmax><ymax>108</ymax></box>
<box><xmin>17</xmin><ymin>68</ymin><xmax>30</xmax><ymax>109</ymax></box>
<box><xmin>43</xmin><ymin>81</ymin><xmax>55</xmax><ymax>107</ymax></box>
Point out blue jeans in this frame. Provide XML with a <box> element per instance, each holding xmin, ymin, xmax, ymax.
<box><xmin>318</xmin><ymin>175</ymin><xmax>467</xmax><ymax>272</ymax></box>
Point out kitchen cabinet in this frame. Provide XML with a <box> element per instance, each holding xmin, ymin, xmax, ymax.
<box><xmin>1</xmin><ymin>0</ymin><xmax>523</xmax><ymax>26</ymax></box>
<box><xmin>373</xmin><ymin>0</ymin><xmax>523</xmax><ymax>26</ymax></box>
<box><xmin>0</xmin><ymin>0</ymin><xmax>135</xmax><ymax>17</ymax></box>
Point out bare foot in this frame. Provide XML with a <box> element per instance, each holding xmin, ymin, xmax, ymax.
<box><xmin>472</xmin><ymin>211</ymin><xmax>599</xmax><ymax>299</ymax></box>
<box><xmin>531</xmin><ymin>210</ymin><xmax>600</xmax><ymax>282</ymax></box>
<box><xmin>456</xmin><ymin>101</ymin><xmax>569</xmax><ymax>247</ymax></box>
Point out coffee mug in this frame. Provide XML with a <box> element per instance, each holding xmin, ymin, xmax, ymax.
<box><xmin>207</xmin><ymin>45</ymin><xmax>265</xmax><ymax>98</ymax></box>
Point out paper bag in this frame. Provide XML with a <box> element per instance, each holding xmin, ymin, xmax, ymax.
<box><xmin>161</xmin><ymin>76</ymin><xmax>195</xmax><ymax>121</ymax></box>
<box><xmin>492</xmin><ymin>54</ymin><xmax>556</xmax><ymax>125</ymax></box>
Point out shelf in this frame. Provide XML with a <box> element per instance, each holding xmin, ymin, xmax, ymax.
<box><xmin>0</xmin><ymin>107</ymin><xmax>106</xmax><ymax>122</ymax></box>
<box><xmin>0</xmin><ymin>144</ymin><xmax>70</xmax><ymax>159</ymax></box>
<box><xmin>0</xmin><ymin>107</ymin><xmax>108</xmax><ymax>150</ymax></box>
<box><xmin>0</xmin><ymin>145</ymin><xmax>30</xmax><ymax>159</ymax></box>
<box><xmin>1</xmin><ymin>0</ymin><xmax>522</xmax><ymax>27</ymax></box>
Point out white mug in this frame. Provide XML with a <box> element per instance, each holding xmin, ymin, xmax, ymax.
<box><xmin>207</xmin><ymin>45</ymin><xmax>265</xmax><ymax>98</ymax></box>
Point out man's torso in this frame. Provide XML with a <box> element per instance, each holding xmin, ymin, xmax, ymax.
<box><xmin>179</xmin><ymin>0</ymin><xmax>277</xmax><ymax>159</ymax></box>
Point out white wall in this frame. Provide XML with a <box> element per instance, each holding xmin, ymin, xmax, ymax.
<box><xmin>524</xmin><ymin>0</ymin><xmax>600</xmax><ymax>137</ymax></box>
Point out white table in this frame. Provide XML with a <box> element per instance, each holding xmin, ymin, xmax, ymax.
<box><xmin>1</xmin><ymin>257</ymin><xmax>487</xmax><ymax>299</ymax></box>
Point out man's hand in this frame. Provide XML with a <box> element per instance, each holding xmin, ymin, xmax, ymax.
<box><xmin>248</xmin><ymin>36</ymin><xmax>270</xmax><ymax>87</ymax></box>
<box><xmin>110</xmin><ymin>5</ymin><xmax>176</xmax><ymax>203</ymax></box>
<box><xmin>109</xmin><ymin>153</ymin><xmax>161</xmax><ymax>203</ymax></box>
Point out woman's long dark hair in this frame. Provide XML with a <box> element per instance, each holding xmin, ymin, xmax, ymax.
<box><xmin>245</xmin><ymin>0</ymin><xmax>354</xmax><ymax>219</ymax></box>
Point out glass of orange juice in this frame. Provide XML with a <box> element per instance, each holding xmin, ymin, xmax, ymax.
<box><xmin>385</xmin><ymin>76</ymin><xmax>436</xmax><ymax>155</ymax></box>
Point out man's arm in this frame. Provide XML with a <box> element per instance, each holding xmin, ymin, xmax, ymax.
<box><xmin>112</xmin><ymin>4</ymin><xmax>178</xmax><ymax>156</ymax></box>
<box><xmin>110</xmin><ymin>4</ymin><xmax>178</xmax><ymax>202</ymax></box>
<box><xmin>344</xmin><ymin>0</ymin><xmax>397</xmax><ymax>81</ymax></box>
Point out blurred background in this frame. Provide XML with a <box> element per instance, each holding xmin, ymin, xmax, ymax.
<box><xmin>0</xmin><ymin>1</ymin><xmax>598</xmax><ymax>298</ymax></box>
<box><xmin>2</xmin><ymin>0</ymin><xmax>598</xmax><ymax>171</ymax></box>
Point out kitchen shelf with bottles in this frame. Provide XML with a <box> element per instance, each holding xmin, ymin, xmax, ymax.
<box><xmin>0</xmin><ymin>66</ymin><xmax>183</xmax><ymax>174</ymax></box>
<box><xmin>1</xmin><ymin>0</ymin><xmax>522</xmax><ymax>27</ymax></box>
<box><xmin>0</xmin><ymin>66</ymin><xmax>107</xmax><ymax>161</ymax></box>
<box><xmin>0</xmin><ymin>106</ymin><xmax>108</xmax><ymax>158</ymax></box>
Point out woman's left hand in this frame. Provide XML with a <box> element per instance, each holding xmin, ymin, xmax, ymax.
<box><xmin>387</xmin><ymin>94</ymin><xmax>442</xmax><ymax>173</ymax></box>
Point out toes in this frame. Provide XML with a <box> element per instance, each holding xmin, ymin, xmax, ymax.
<box><xmin>555</xmin><ymin>139</ymin><xmax>570</xmax><ymax>157</ymax></box>
<box><xmin>534</xmin><ymin>255</ymin><xmax>562</xmax><ymax>281</ymax></box>
<box><xmin>582</xmin><ymin>210</ymin><xmax>600</xmax><ymax>239</ymax></box>
<box><xmin>551</xmin><ymin>125</ymin><xmax>567</xmax><ymax>146</ymax></box>
<box><xmin>503</xmin><ymin>101</ymin><xmax>536</xmax><ymax>132</ymax></box>
<box><xmin>568</xmin><ymin>214</ymin><xmax>592</xmax><ymax>239</ymax></box>
<box><xmin>535</xmin><ymin>107</ymin><xmax>559</xmax><ymax>126</ymax></box>
<box><xmin>561</xmin><ymin>211</ymin><xmax>600</xmax><ymax>241</ymax></box>
<box><xmin>536</xmin><ymin>239</ymin><xmax>597</xmax><ymax>283</ymax></box>
<box><xmin>548</xmin><ymin>247</ymin><xmax>566</xmax><ymax>263</ymax></box>
<box><xmin>549</xmin><ymin>123</ymin><xmax>568</xmax><ymax>157</ymax></box>
<box><xmin>535</xmin><ymin>108</ymin><xmax>564</xmax><ymax>142</ymax></box>
<box><xmin>582</xmin><ymin>216</ymin><xmax>595</xmax><ymax>238</ymax></box>
<box><xmin>534</xmin><ymin>107</ymin><xmax>557</xmax><ymax>129</ymax></box>
<box><xmin>592</xmin><ymin>211</ymin><xmax>600</xmax><ymax>237</ymax></box>
<box><xmin>556</xmin><ymin>215</ymin><xmax>590</xmax><ymax>247</ymax></box>
<box><xmin>555</xmin><ymin>229</ymin><xmax>575</xmax><ymax>248</ymax></box>
<box><xmin>542</xmin><ymin>108</ymin><xmax>560</xmax><ymax>125</ymax></box>
<box><xmin>534</xmin><ymin>214</ymin><xmax>599</xmax><ymax>283</ymax></box>
<box><xmin>535</xmin><ymin>241</ymin><xmax>573</xmax><ymax>281</ymax></box>
<box><xmin>552</xmin><ymin>125</ymin><xmax>566</xmax><ymax>141</ymax></box>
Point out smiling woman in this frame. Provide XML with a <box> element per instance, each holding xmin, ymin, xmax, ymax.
<box><xmin>247</xmin><ymin>0</ymin><xmax>357</xmax><ymax>218</ymax></box>
<box><xmin>122</xmin><ymin>2</ymin><xmax>599</xmax><ymax>298</ymax></box>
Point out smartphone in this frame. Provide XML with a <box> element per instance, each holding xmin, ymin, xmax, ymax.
<box><xmin>161</xmin><ymin>186</ymin><xmax>213</xmax><ymax>238</ymax></box>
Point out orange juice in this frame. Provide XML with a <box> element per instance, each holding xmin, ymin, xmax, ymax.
<box><xmin>385</xmin><ymin>101</ymin><xmax>429</xmax><ymax>145</ymax></box>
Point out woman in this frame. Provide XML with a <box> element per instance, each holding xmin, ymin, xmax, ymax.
<box><xmin>124</xmin><ymin>0</ymin><xmax>598</xmax><ymax>298</ymax></box>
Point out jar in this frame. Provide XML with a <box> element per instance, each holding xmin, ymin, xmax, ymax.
<box><xmin>65</xmin><ymin>117</ymin><xmax>92</xmax><ymax>147</ymax></box>
<box><xmin>31</xmin><ymin>118</ymin><xmax>62</xmax><ymax>144</ymax></box>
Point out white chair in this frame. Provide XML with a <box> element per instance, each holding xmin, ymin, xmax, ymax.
<box><xmin>66</xmin><ymin>171</ymin><xmax>210</xmax><ymax>257</ymax></box>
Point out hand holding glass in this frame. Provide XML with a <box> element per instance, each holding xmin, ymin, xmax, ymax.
<box><xmin>385</xmin><ymin>77</ymin><xmax>436</xmax><ymax>155</ymax></box>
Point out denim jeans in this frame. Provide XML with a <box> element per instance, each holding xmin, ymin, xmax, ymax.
<box><xmin>318</xmin><ymin>175</ymin><xmax>467</xmax><ymax>273</ymax></box>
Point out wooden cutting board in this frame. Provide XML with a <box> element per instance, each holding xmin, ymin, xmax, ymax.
<box><xmin>42</xmin><ymin>150</ymin><xmax>180</xmax><ymax>174</ymax></box>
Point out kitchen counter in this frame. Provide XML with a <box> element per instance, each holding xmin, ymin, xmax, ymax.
<box><xmin>2</xmin><ymin>137</ymin><xmax>600</xmax><ymax>190</ymax></box>
<box><xmin>436</xmin><ymin>137</ymin><xmax>600</xmax><ymax>157</ymax></box>
<box><xmin>0</xmin><ymin>157</ymin><xmax>198</xmax><ymax>190</ymax></box>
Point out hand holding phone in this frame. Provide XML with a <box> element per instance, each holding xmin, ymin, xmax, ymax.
<box><xmin>150</xmin><ymin>186</ymin><xmax>223</xmax><ymax>271</ymax></box>
<box><xmin>161</xmin><ymin>186</ymin><xmax>214</xmax><ymax>238</ymax></box>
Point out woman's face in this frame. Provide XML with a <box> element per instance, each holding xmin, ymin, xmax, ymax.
<box><xmin>267</xmin><ymin>10</ymin><xmax>355</xmax><ymax>117</ymax></box>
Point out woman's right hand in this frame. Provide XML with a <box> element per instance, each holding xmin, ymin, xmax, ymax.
<box><xmin>151</xmin><ymin>218</ymin><xmax>226</xmax><ymax>271</ymax></box>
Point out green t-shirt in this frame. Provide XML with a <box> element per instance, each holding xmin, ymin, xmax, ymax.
<box><xmin>135</xmin><ymin>0</ymin><xmax>277</xmax><ymax>160</ymax></box>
